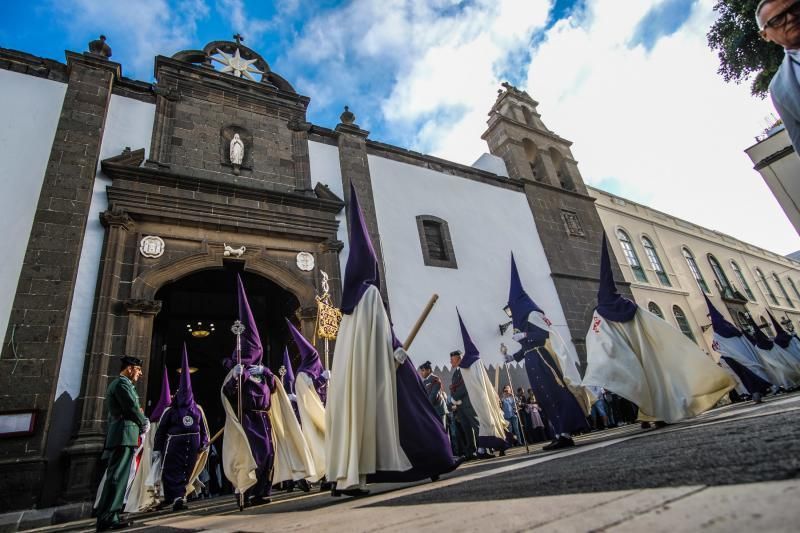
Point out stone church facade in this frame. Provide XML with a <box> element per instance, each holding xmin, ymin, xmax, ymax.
<box><xmin>0</xmin><ymin>37</ymin><xmax>630</xmax><ymax>512</ymax></box>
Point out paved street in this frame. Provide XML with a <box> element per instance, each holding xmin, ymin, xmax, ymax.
<box><xmin>33</xmin><ymin>393</ymin><xmax>800</xmax><ymax>533</ymax></box>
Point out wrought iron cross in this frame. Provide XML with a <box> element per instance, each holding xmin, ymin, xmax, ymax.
<box><xmin>233</xmin><ymin>33</ymin><xmax>244</xmax><ymax>45</ymax></box>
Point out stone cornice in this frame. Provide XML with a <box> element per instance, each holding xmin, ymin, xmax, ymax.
<box><xmin>753</xmin><ymin>145</ymin><xmax>794</xmax><ymax>170</ymax></box>
<box><xmin>123</xmin><ymin>299</ymin><xmax>163</xmax><ymax>314</ymax></box>
<box><xmin>482</xmin><ymin>114</ymin><xmax>573</xmax><ymax>147</ymax></box>
<box><xmin>101</xmin><ymin>160</ymin><xmax>344</xmax><ymax>214</ymax></box>
<box><xmin>65</xmin><ymin>51</ymin><xmax>121</xmax><ymax>80</ymax></box>
<box><xmin>100</xmin><ymin>209</ymin><xmax>134</xmax><ymax>230</ymax></box>
<box><xmin>523</xmin><ymin>179</ymin><xmax>595</xmax><ymax>202</ymax></box>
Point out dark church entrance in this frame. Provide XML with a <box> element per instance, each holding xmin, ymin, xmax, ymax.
<box><xmin>146</xmin><ymin>266</ymin><xmax>303</xmax><ymax>458</ymax></box>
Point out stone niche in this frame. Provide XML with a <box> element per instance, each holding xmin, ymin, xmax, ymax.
<box><xmin>220</xmin><ymin>124</ymin><xmax>253</xmax><ymax>171</ymax></box>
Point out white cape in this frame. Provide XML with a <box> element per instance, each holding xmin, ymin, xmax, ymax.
<box><xmin>124</xmin><ymin>421</ymin><xmax>159</xmax><ymax>512</ymax></box>
<box><xmin>94</xmin><ymin>431</ymin><xmax>146</xmax><ymax>510</ymax></box>
<box><xmin>753</xmin><ymin>343</ymin><xmax>800</xmax><ymax>389</ymax></box>
<box><xmin>220</xmin><ymin>368</ymin><xmax>259</xmax><ymax>494</ymax></box>
<box><xmin>584</xmin><ymin>308</ymin><xmax>735</xmax><ymax>423</ymax></box>
<box><xmin>325</xmin><ymin>285</ymin><xmax>411</xmax><ymax>490</ymax></box>
<box><xmin>270</xmin><ymin>379</ymin><xmax>317</xmax><ymax>483</ymax></box>
<box><xmin>461</xmin><ymin>361</ymin><xmax>509</xmax><ymax>442</ymax></box>
<box><xmin>711</xmin><ymin>333</ymin><xmax>772</xmax><ymax>384</ymax></box>
<box><xmin>295</xmin><ymin>372</ymin><xmax>326</xmax><ymax>482</ymax></box>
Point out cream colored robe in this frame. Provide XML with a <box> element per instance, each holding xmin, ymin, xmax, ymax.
<box><xmin>584</xmin><ymin>309</ymin><xmax>735</xmax><ymax>423</ymax></box>
<box><xmin>220</xmin><ymin>368</ymin><xmax>259</xmax><ymax>495</ymax></box>
<box><xmin>296</xmin><ymin>372</ymin><xmax>326</xmax><ymax>482</ymax></box>
<box><xmin>461</xmin><ymin>360</ymin><xmax>509</xmax><ymax>443</ymax></box>
<box><xmin>325</xmin><ymin>285</ymin><xmax>411</xmax><ymax>490</ymax></box>
<box><xmin>270</xmin><ymin>379</ymin><xmax>317</xmax><ymax>483</ymax></box>
<box><xmin>752</xmin><ymin>342</ymin><xmax>800</xmax><ymax>389</ymax></box>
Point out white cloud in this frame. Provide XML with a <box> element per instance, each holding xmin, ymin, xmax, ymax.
<box><xmin>54</xmin><ymin>0</ymin><xmax>210</xmax><ymax>79</ymax></box>
<box><xmin>521</xmin><ymin>0</ymin><xmax>798</xmax><ymax>254</ymax></box>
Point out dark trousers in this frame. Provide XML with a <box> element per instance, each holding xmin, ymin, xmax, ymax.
<box><xmin>455</xmin><ymin>411</ymin><xmax>478</xmax><ymax>457</ymax></box>
<box><xmin>96</xmin><ymin>446</ymin><xmax>135</xmax><ymax>529</ymax></box>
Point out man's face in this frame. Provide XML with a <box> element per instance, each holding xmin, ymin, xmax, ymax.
<box><xmin>450</xmin><ymin>355</ymin><xmax>461</xmax><ymax>368</ymax></box>
<box><xmin>419</xmin><ymin>368</ymin><xmax>431</xmax><ymax>379</ymax></box>
<box><xmin>123</xmin><ymin>365</ymin><xmax>143</xmax><ymax>382</ymax></box>
<box><xmin>760</xmin><ymin>0</ymin><xmax>800</xmax><ymax>50</ymax></box>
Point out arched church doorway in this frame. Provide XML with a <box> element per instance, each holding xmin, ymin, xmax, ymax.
<box><xmin>145</xmin><ymin>266</ymin><xmax>302</xmax><ymax>450</ymax></box>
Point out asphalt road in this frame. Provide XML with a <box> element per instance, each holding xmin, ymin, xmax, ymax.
<box><xmin>35</xmin><ymin>392</ymin><xmax>800</xmax><ymax>533</ymax></box>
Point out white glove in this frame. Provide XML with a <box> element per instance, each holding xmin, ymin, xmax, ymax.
<box><xmin>503</xmin><ymin>352</ymin><xmax>514</xmax><ymax>364</ymax></box>
<box><xmin>393</xmin><ymin>348</ymin><xmax>408</xmax><ymax>365</ymax></box>
<box><xmin>152</xmin><ymin>451</ymin><xmax>162</xmax><ymax>465</ymax></box>
<box><xmin>141</xmin><ymin>420</ymin><xmax>151</xmax><ymax>434</ymax></box>
<box><xmin>248</xmin><ymin>364</ymin><xmax>265</xmax><ymax>376</ymax></box>
<box><xmin>322</xmin><ymin>369</ymin><xmax>331</xmax><ymax>380</ymax></box>
<box><xmin>512</xmin><ymin>332</ymin><xmax>527</xmax><ymax>342</ymax></box>
<box><xmin>232</xmin><ymin>364</ymin><xmax>245</xmax><ymax>378</ymax></box>
<box><xmin>288</xmin><ymin>393</ymin><xmax>297</xmax><ymax>402</ymax></box>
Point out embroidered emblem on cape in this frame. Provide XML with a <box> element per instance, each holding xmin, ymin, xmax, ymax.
<box><xmin>182</xmin><ymin>415</ymin><xmax>193</xmax><ymax>427</ymax></box>
<box><xmin>592</xmin><ymin>317</ymin><xmax>602</xmax><ymax>333</ymax></box>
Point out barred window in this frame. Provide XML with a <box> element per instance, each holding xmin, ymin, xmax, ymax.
<box><xmin>708</xmin><ymin>254</ymin><xmax>734</xmax><ymax>299</ymax></box>
<box><xmin>647</xmin><ymin>301</ymin><xmax>665</xmax><ymax>319</ymax></box>
<box><xmin>772</xmin><ymin>273</ymin><xmax>795</xmax><ymax>308</ymax></box>
<box><xmin>642</xmin><ymin>236</ymin><xmax>670</xmax><ymax>286</ymax></box>
<box><xmin>682</xmin><ymin>247</ymin><xmax>710</xmax><ymax>294</ymax></box>
<box><xmin>672</xmin><ymin>305</ymin><xmax>696</xmax><ymax>343</ymax></box>
<box><xmin>416</xmin><ymin>215</ymin><xmax>457</xmax><ymax>269</ymax></box>
<box><xmin>756</xmin><ymin>268</ymin><xmax>778</xmax><ymax>306</ymax></box>
<box><xmin>730</xmin><ymin>261</ymin><xmax>755</xmax><ymax>301</ymax></box>
<box><xmin>617</xmin><ymin>229</ymin><xmax>647</xmax><ymax>282</ymax></box>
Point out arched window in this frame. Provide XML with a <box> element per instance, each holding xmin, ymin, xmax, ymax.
<box><xmin>521</xmin><ymin>106</ymin><xmax>535</xmax><ymax>127</ymax></box>
<box><xmin>415</xmin><ymin>215</ymin><xmax>457</xmax><ymax>269</ymax></box>
<box><xmin>788</xmin><ymin>278</ymin><xmax>800</xmax><ymax>302</ymax></box>
<box><xmin>523</xmin><ymin>139</ymin><xmax>547</xmax><ymax>182</ymax></box>
<box><xmin>647</xmin><ymin>301</ymin><xmax>665</xmax><ymax>319</ymax></box>
<box><xmin>755</xmin><ymin>268</ymin><xmax>778</xmax><ymax>305</ymax></box>
<box><xmin>672</xmin><ymin>305</ymin><xmax>697</xmax><ymax>343</ymax></box>
<box><xmin>617</xmin><ymin>229</ymin><xmax>647</xmax><ymax>282</ymax></box>
<box><xmin>707</xmin><ymin>254</ymin><xmax>734</xmax><ymax>298</ymax></box>
<box><xmin>641</xmin><ymin>236</ymin><xmax>670</xmax><ymax>286</ymax></box>
<box><xmin>736</xmin><ymin>311</ymin><xmax>750</xmax><ymax>331</ymax></box>
<box><xmin>682</xmin><ymin>247</ymin><xmax>709</xmax><ymax>294</ymax></box>
<box><xmin>549</xmin><ymin>148</ymin><xmax>576</xmax><ymax>191</ymax></box>
<box><xmin>730</xmin><ymin>261</ymin><xmax>755</xmax><ymax>301</ymax></box>
<box><xmin>772</xmin><ymin>273</ymin><xmax>795</xmax><ymax>308</ymax></box>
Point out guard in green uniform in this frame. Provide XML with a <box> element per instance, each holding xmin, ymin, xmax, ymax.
<box><xmin>96</xmin><ymin>356</ymin><xmax>149</xmax><ymax>531</ymax></box>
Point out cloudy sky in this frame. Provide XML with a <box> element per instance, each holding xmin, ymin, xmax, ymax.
<box><xmin>2</xmin><ymin>0</ymin><xmax>797</xmax><ymax>254</ymax></box>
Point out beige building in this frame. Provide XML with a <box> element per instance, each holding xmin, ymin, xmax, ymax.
<box><xmin>745</xmin><ymin>123</ymin><xmax>800</xmax><ymax>234</ymax></box>
<box><xmin>591</xmin><ymin>186</ymin><xmax>800</xmax><ymax>356</ymax></box>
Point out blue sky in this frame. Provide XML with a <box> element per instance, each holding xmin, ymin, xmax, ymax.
<box><xmin>0</xmin><ymin>0</ymin><xmax>796</xmax><ymax>254</ymax></box>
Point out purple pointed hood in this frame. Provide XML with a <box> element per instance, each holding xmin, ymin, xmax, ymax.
<box><xmin>508</xmin><ymin>252</ymin><xmax>544</xmax><ymax>331</ymax></box>
<box><xmin>149</xmin><ymin>365</ymin><xmax>172</xmax><ymax>422</ymax></box>
<box><xmin>230</xmin><ymin>274</ymin><xmax>263</xmax><ymax>366</ymax></box>
<box><xmin>596</xmin><ymin>233</ymin><xmax>638</xmax><ymax>322</ymax></box>
<box><xmin>457</xmin><ymin>309</ymin><xmax>480</xmax><ymax>368</ymax></box>
<box><xmin>768</xmin><ymin>312</ymin><xmax>793</xmax><ymax>348</ymax></box>
<box><xmin>174</xmin><ymin>343</ymin><xmax>197</xmax><ymax>417</ymax></box>
<box><xmin>341</xmin><ymin>183</ymin><xmax>380</xmax><ymax>315</ymax></box>
<box><xmin>703</xmin><ymin>294</ymin><xmax>741</xmax><ymax>339</ymax></box>
<box><xmin>751</xmin><ymin>320</ymin><xmax>774</xmax><ymax>350</ymax></box>
<box><xmin>282</xmin><ymin>347</ymin><xmax>296</xmax><ymax>395</ymax></box>
<box><xmin>286</xmin><ymin>319</ymin><xmax>324</xmax><ymax>380</ymax></box>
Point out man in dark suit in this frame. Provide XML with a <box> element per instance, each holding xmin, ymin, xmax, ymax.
<box><xmin>448</xmin><ymin>350</ymin><xmax>480</xmax><ymax>460</ymax></box>
<box><xmin>418</xmin><ymin>361</ymin><xmax>447</xmax><ymax>428</ymax></box>
<box><xmin>96</xmin><ymin>356</ymin><xmax>149</xmax><ymax>531</ymax></box>
<box><xmin>758</xmin><ymin>0</ymin><xmax>800</xmax><ymax>152</ymax></box>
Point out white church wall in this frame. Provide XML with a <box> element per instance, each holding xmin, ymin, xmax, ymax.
<box><xmin>308</xmin><ymin>141</ymin><xmax>349</xmax><ymax>276</ymax></box>
<box><xmin>368</xmin><ymin>154</ymin><xmax>574</xmax><ymax>370</ymax></box>
<box><xmin>0</xmin><ymin>70</ymin><xmax>67</xmax><ymax>348</ymax></box>
<box><xmin>57</xmin><ymin>94</ymin><xmax>155</xmax><ymax>401</ymax></box>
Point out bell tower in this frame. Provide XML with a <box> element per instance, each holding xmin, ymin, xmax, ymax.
<box><xmin>482</xmin><ymin>83</ymin><xmax>633</xmax><ymax>366</ymax></box>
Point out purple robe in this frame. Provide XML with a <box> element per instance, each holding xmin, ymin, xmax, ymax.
<box><xmin>223</xmin><ymin>368</ymin><xmax>276</xmax><ymax>495</ymax></box>
<box><xmin>154</xmin><ymin>405</ymin><xmax>208</xmax><ymax>502</ymax></box>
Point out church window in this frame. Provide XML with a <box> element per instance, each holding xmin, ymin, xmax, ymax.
<box><xmin>647</xmin><ymin>301</ymin><xmax>665</xmax><ymax>319</ymax></box>
<box><xmin>616</xmin><ymin>229</ymin><xmax>647</xmax><ymax>282</ymax></box>
<box><xmin>755</xmin><ymin>268</ymin><xmax>778</xmax><ymax>305</ymax></box>
<box><xmin>772</xmin><ymin>273</ymin><xmax>794</xmax><ymax>308</ymax></box>
<box><xmin>672</xmin><ymin>305</ymin><xmax>696</xmax><ymax>343</ymax></box>
<box><xmin>561</xmin><ymin>210</ymin><xmax>585</xmax><ymax>237</ymax></box>
<box><xmin>642</xmin><ymin>236</ymin><xmax>670</xmax><ymax>286</ymax></box>
<box><xmin>682</xmin><ymin>247</ymin><xmax>710</xmax><ymax>294</ymax></box>
<box><xmin>416</xmin><ymin>215</ymin><xmax>457</xmax><ymax>269</ymax></box>
<box><xmin>522</xmin><ymin>106</ymin><xmax>535</xmax><ymax>127</ymax></box>
<box><xmin>707</xmin><ymin>254</ymin><xmax>734</xmax><ymax>299</ymax></box>
<box><xmin>788</xmin><ymin>277</ymin><xmax>800</xmax><ymax>302</ymax></box>
<box><xmin>730</xmin><ymin>261</ymin><xmax>755</xmax><ymax>301</ymax></box>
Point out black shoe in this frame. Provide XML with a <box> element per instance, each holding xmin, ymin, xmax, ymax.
<box><xmin>544</xmin><ymin>437</ymin><xmax>574</xmax><ymax>450</ymax></box>
<box><xmin>105</xmin><ymin>520</ymin><xmax>132</xmax><ymax>531</ymax></box>
<box><xmin>331</xmin><ymin>487</ymin><xmax>370</xmax><ymax>497</ymax></box>
<box><xmin>298</xmin><ymin>479</ymin><xmax>311</xmax><ymax>493</ymax></box>
<box><xmin>248</xmin><ymin>495</ymin><xmax>271</xmax><ymax>506</ymax></box>
<box><xmin>320</xmin><ymin>481</ymin><xmax>334</xmax><ymax>492</ymax></box>
<box><xmin>542</xmin><ymin>439</ymin><xmax>560</xmax><ymax>450</ymax></box>
<box><xmin>640</xmin><ymin>421</ymin><xmax>652</xmax><ymax>429</ymax></box>
<box><xmin>172</xmin><ymin>498</ymin><xmax>186</xmax><ymax>511</ymax></box>
<box><xmin>653</xmin><ymin>421</ymin><xmax>668</xmax><ymax>429</ymax></box>
<box><xmin>476</xmin><ymin>452</ymin><xmax>494</xmax><ymax>459</ymax></box>
<box><xmin>499</xmin><ymin>450</ymin><xmax>506</xmax><ymax>457</ymax></box>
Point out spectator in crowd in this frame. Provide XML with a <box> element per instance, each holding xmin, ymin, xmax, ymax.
<box><xmin>500</xmin><ymin>385</ymin><xmax>523</xmax><ymax>448</ymax></box>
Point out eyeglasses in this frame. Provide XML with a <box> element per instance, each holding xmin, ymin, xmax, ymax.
<box><xmin>762</xmin><ymin>0</ymin><xmax>800</xmax><ymax>31</ymax></box>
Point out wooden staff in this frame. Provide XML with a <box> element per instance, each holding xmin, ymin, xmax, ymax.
<box><xmin>403</xmin><ymin>294</ymin><xmax>439</xmax><ymax>350</ymax></box>
<box><xmin>207</xmin><ymin>427</ymin><xmax>224</xmax><ymax>446</ymax></box>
